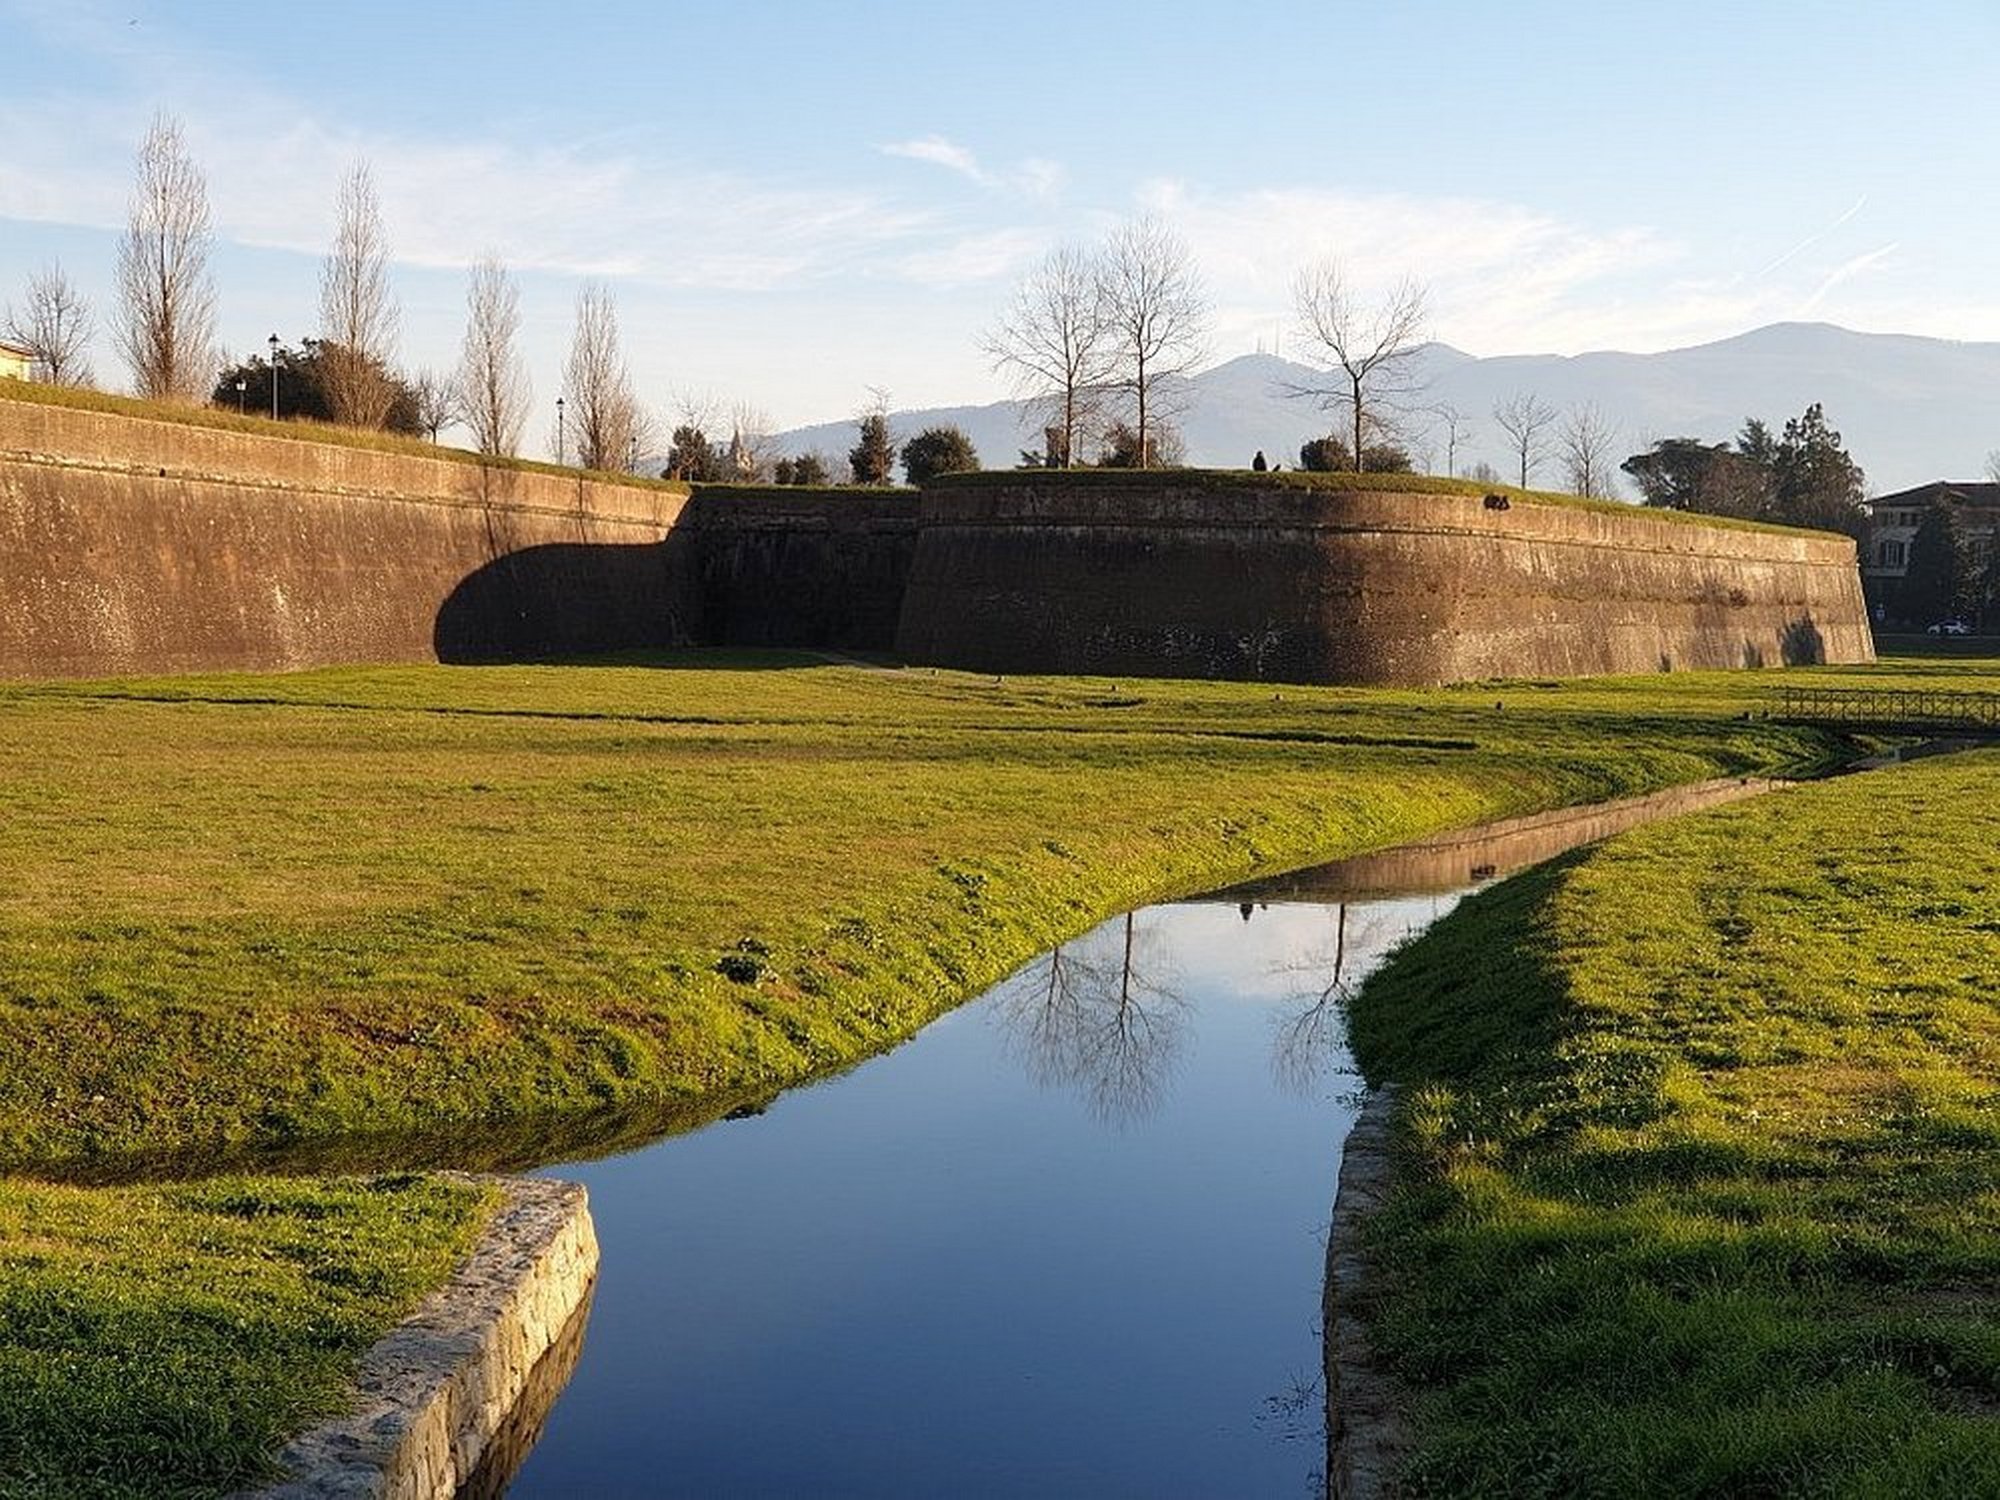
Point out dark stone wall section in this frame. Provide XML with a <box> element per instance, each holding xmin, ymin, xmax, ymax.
<box><xmin>684</xmin><ymin>488</ymin><xmax>919</xmax><ymax>650</ymax></box>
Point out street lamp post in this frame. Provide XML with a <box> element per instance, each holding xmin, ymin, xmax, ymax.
<box><xmin>628</xmin><ymin>434</ymin><xmax>638</xmax><ymax>473</ymax></box>
<box><xmin>556</xmin><ymin>397</ymin><xmax>566</xmax><ymax>466</ymax></box>
<box><xmin>233</xmin><ymin>378</ymin><xmax>246</xmax><ymax>414</ymax></box>
<box><xmin>267</xmin><ymin>334</ymin><xmax>280</xmax><ymax>419</ymax></box>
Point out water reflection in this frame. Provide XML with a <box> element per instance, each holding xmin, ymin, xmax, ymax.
<box><xmin>505</xmin><ymin>776</ymin><xmax>1788</xmax><ymax>1498</ymax></box>
<box><xmin>1264</xmin><ymin>900</ymin><xmax>1443</xmax><ymax>1099</ymax></box>
<box><xmin>996</xmin><ymin>912</ymin><xmax>1187</xmax><ymax>1126</ymax></box>
<box><xmin>1271</xmin><ymin>903</ymin><xmax>1352</xmax><ymax>1100</ymax></box>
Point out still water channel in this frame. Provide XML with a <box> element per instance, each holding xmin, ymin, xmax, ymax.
<box><xmin>505</xmin><ymin>781</ymin><xmax>1773</xmax><ymax>1499</ymax></box>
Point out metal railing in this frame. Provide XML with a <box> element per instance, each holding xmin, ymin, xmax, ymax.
<box><xmin>1773</xmin><ymin>685</ymin><xmax>2000</xmax><ymax>731</ymax></box>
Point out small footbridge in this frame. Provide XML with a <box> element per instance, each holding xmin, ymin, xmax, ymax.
<box><xmin>1773</xmin><ymin>685</ymin><xmax>2000</xmax><ymax>734</ymax></box>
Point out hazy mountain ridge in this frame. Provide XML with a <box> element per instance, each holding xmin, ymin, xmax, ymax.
<box><xmin>772</xmin><ymin>323</ymin><xmax>2000</xmax><ymax>496</ymax></box>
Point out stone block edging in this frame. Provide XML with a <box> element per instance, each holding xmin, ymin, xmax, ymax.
<box><xmin>1325</xmin><ymin>1086</ymin><xmax>1409</xmax><ymax>1500</ymax></box>
<box><xmin>239</xmin><ymin>1174</ymin><xmax>598</xmax><ymax>1500</ymax></box>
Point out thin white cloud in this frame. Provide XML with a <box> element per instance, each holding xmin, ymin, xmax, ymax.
<box><xmin>0</xmin><ymin>94</ymin><xmax>940</xmax><ymax>292</ymax></box>
<box><xmin>895</xmin><ymin>227</ymin><xmax>1049</xmax><ymax>288</ymax></box>
<box><xmin>881</xmin><ymin>136</ymin><xmax>1068</xmax><ymax>200</ymax></box>
<box><xmin>881</xmin><ymin>135</ymin><xmax>990</xmax><ymax>184</ymax></box>
<box><xmin>1131</xmin><ymin>180</ymin><xmax>1682</xmax><ymax>358</ymax></box>
<box><xmin>1016</xmin><ymin>158</ymin><xmax>1067</xmax><ymax>201</ymax></box>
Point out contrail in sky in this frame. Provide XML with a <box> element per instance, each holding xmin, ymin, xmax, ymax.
<box><xmin>1756</xmin><ymin>195</ymin><xmax>1868</xmax><ymax>279</ymax></box>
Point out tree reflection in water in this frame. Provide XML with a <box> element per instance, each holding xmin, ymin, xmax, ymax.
<box><xmin>1265</xmin><ymin>898</ymin><xmax>1442</xmax><ymax>1098</ymax></box>
<box><xmin>995</xmin><ymin>911</ymin><xmax>1187</xmax><ymax>1126</ymax></box>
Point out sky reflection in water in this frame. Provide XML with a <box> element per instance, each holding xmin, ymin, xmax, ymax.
<box><xmin>511</xmin><ymin>886</ymin><xmax>1453</xmax><ymax>1499</ymax></box>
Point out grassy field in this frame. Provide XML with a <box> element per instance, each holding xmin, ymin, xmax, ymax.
<box><xmin>0</xmin><ymin>1172</ymin><xmax>489</xmax><ymax>1498</ymax></box>
<box><xmin>1347</xmin><ymin>747</ymin><xmax>2000</xmax><ymax>1495</ymax></box>
<box><xmin>2</xmin><ymin>651</ymin><xmax>1940</xmax><ymax>1173</ymax></box>
<box><xmin>0</xmin><ymin>648</ymin><xmax>1992</xmax><ymax>1495</ymax></box>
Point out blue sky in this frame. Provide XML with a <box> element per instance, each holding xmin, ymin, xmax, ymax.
<box><xmin>4</xmin><ymin>0</ymin><xmax>1997</xmax><ymax>441</ymax></box>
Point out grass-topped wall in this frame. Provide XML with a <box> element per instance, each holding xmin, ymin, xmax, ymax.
<box><xmin>929</xmin><ymin>465</ymin><xmax>1851</xmax><ymax>540</ymax></box>
<box><xmin>0</xmin><ymin>391</ymin><xmax>927</xmax><ymax>676</ymax></box>
<box><xmin>898</xmin><ymin>471</ymin><xmax>1874</xmax><ymax>686</ymax></box>
<box><xmin>0</xmin><ymin>377</ymin><xmax>692</xmax><ymax>494</ymax></box>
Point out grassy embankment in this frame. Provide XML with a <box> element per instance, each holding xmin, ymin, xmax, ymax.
<box><xmin>0</xmin><ymin>650</ymin><xmax>1985</xmax><ymax>1495</ymax></box>
<box><xmin>0</xmin><ymin>1174</ymin><xmax>490</xmax><ymax>1498</ymax></box>
<box><xmin>930</xmin><ymin>463</ymin><xmax>1828</xmax><ymax>537</ymax></box>
<box><xmin>0</xmin><ymin>377</ymin><xmax>691</xmax><ymax>494</ymax></box>
<box><xmin>1348</xmin><ymin>746</ymin><xmax>2000</xmax><ymax>1494</ymax></box>
<box><xmin>5</xmin><ymin>653</ymin><xmax>1932</xmax><ymax>1173</ymax></box>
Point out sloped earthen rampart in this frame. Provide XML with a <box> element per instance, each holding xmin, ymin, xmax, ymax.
<box><xmin>894</xmin><ymin>475</ymin><xmax>1875</xmax><ymax>685</ymax></box>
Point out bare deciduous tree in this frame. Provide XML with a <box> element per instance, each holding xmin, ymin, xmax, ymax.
<box><xmin>115</xmin><ymin>112</ymin><xmax>217</xmax><ymax>401</ymax></box>
<box><xmin>727</xmin><ymin>401</ymin><xmax>779</xmax><ymax>482</ymax></box>
<box><xmin>408</xmin><ymin>368</ymin><xmax>458</xmax><ymax>443</ymax></box>
<box><xmin>1428</xmin><ymin>402</ymin><xmax>1474</xmax><ymax>478</ymax></box>
<box><xmin>456</xmin><ymin>254</ymin><xmax>530</xmax><ymax>458</ymax></box>
<box><xmin>980</xmin><ymin>243</ymin><xmax>1114</xmax><ymax>468</ymax></box>
<box><xmin>318</xmin><ymin>161</ymin><xmax>399</xmax><ymax>427</ymax></box>
<box><xmin>562</xmin><ymin>281</ymin><xmax>648</xmax><ymax>472</ymax></box>
<box><xmin>1558</xmin><ymin>402</ymin><xmax>1620</xmax><ymax>498</ymax></box>
<box><xmin>1492</xmin><ymin>392</ymin><xmax>1559</xmax><ymax>488</ymax></box>
<box><xmin>673</xmin><ymin>389</ymin><xmax>727</xmax><ymax>437</ymax></box>
<box><xmin>4</xmin><ymin>261</ymin><xmax>95</xmax><ymax>386</ymax></box>
<box><xmin>1287</xmin><ymin>259</ymin><xmax>1429</xmax><ymax>472</ymax></box>
<box><xmin>1099</xmin><ymin>217</ymin><xmax>1208</xmax><ymax>469</ymax></box>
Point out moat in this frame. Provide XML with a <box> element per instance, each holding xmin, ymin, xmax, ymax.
<box><xmin>503</xmin><ymin>781</ymin><xmax>1773</xmax><ymax>1497</ymax></box>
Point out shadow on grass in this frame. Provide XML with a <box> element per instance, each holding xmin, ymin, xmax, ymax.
<box><xmin>25</xmin><ymin>1081</ymin><xmax>790</xmax><ymax>1187</ymax></box>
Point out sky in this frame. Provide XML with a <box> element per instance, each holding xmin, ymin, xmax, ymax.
<box><xmin>4</xmin><ymin>0</ymin><xmax>1999</xmax><ymax>447</ymax></box>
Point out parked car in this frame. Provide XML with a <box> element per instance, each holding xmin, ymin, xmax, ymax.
<box><xmin>1927</xmin><ymin>619</ymin><xmax>1973</xmax><ymax>636</ymax></box>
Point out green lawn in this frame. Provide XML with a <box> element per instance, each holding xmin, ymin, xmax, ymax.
<box><xmin>1347</xmin><ymin>747</ymin><xmax>2000</xmax><ymax>1495</ymax></box>
<box><xmin>0</xmin><ymin>648</ymin><xmax>1993</xmax><ymax>1495</ymax></box>
<box><xmin>0</xmin><ymin>1173</ymin><xmax>490</xmax><ymax>1498</ymax></box>
<box><xmin>1</xmin><ymin>651</ymin><xmax>1929</xmax><ymax>1173</ymax></box>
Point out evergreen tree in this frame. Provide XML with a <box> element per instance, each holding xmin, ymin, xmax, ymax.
<box><xmin>899</xmin><ymin>425</ymin><xmax>980</xmax><ymax>486</ymax></box>
<box><xmin>664</xmin><ymin>425</ymin><xmax>728</xmax><ymax>482</ymax></box>
<box><xmin>776</xmin><ymin>452</ymin><xmax>824</xmax><ymax>488</ymax></box>
<box><xmin>212</xmin><ymin>340</ymin><xmax>423</xmax><ymax>433</ymax></box>
<box><xmin>1299</xmin><ymin>433</ymin><xmax>1409</xmax><ymax>473</ymax></box>
<box><xmin>1622</xmin><ymin>437</ymin><xmax>1768</xmax><ymax>517</ymax></box>
<box><xmin>849</xmin><ymin>411</ymin><xmax>896</xmax><ymax>484</ymax></box>
<box><xmin>1769</xmin><ymin>403</ymin><xmax>1866</xmax><ymax>534</ymax></box>
<box><xmin>1736</xmin><ymin>417</ymin><xmax>1779</xmax><ymax>470</ymax></box>
<box><xmin>1299</xmin><ymin>434</ymin><xmax>1352</xmax><ymax>472</ymax></box>
<box><xmin>1905</xmin><ymin>505</ymin><xmax>1976</xmax><ymax>624</ymax></box>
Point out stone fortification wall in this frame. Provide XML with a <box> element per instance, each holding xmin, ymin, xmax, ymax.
<box><xmin>0</xmin><ymin>398</ymin><xmax>914</xmax><ymax>678</ymax></box>
<box><xmin>2</xmin><ymin>398</ymin><xmax>1874</xmax><ymax>685</ymax></box>
<box><xmin>895</xmin><ymin>474</ymin><xmax>1875</xmax><ymax>685</ymax></box>
<box><xmin>683</xmin><ymin>486</ymin><xmax>919</xmax><ymax>649</ymax></box>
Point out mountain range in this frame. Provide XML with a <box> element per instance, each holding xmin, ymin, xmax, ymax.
<box><xmin>771</xmin><ymin>323</ymin><xmax>2000</xmax><ymax>497</ymax></box>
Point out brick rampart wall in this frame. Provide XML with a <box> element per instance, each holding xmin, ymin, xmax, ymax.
<box><xmin>894</xmin><ymin>477</ymin><xmax>1875</xmax><ymax>684</ymax></box>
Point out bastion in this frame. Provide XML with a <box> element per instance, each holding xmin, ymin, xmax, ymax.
<box><xmin>0</xmin><ymin>391</ymin><xmax>916</xmax><ymax>677</ymax></box>
<box><xmin>894</xmin><ymin>470</ymin><xmax>1874</xmax><ymax>684</ymax></box>
<box><xmin>1</xmin><ymin>390</ymin><xmax>1873</xmax><ymax>684</ymax></box>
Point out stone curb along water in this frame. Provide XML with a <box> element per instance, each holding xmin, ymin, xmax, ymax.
<box><xmin>1325</xmin><ymin>1086</ymin><xmax>1407</xmax><ymax>1500</ymax></box>
<box><xmin>238</xmin><ymin>1175</ymin><xmax>598</xmax><ymax>1500</ymax></box>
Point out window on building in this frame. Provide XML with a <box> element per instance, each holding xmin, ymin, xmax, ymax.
<box><xmin>1878</xmin><ymin>540</ymin><xmax>1906</xmax><ymax>568</ymax></box>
